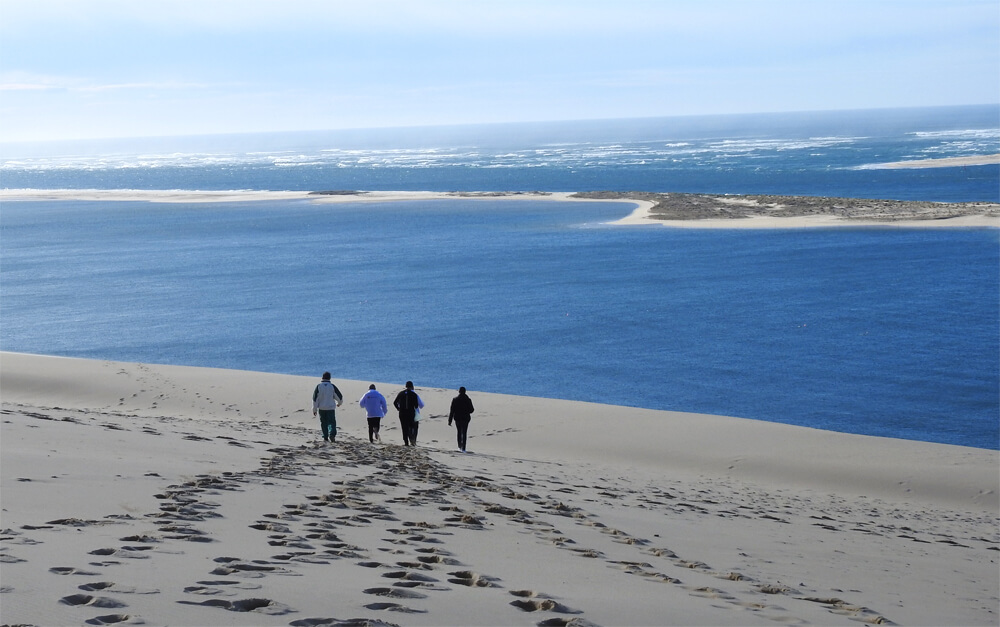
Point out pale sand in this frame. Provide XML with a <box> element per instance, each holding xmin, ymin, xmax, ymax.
<box><xmin>868</xmin><ymin>154</ymin><xmax>1000</xmax><ymax>170</ymax></box>
<box><xmin>613</xmin><ymin>210</ymin><xmax>1000</xmax><ymax>229</ymax></box>
<box><xmin>0</xmin><ymin>189</ymin><xmax>583</xmax><ymax>205</ymax></box>
<box><xmin>4</xmin><ymin>188</ymin><xmax>997</xmax><ymax>229</ymax></box>
<box><xmin>1</xmin><ymin>352</ymin><xmax>997</xmax><ymax>626</ymax></box>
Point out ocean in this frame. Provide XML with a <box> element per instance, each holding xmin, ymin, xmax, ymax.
<box><xmin>2</xmin><ymin>105</ymin><xmax>998</xmax><ymax>449</ymax></box>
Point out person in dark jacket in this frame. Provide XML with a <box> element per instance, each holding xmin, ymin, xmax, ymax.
<box><xmin>448</xmin><ymin>386</ymin><xmax>475</xmax><ymax>452</ymax></box>
<box><xmin>392</xmin><ymin>381</ymin><xmax>424</xmax><ymax>446</ymax></box>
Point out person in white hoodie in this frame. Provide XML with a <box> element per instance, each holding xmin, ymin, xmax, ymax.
<box><xmin>312</xmin><ymin>372</ymin><xmax>343</xmax><ymax>442</ymax></box>
<box><xmin>359</xmin><ymin>384</ymin><xmax>388</xmax><ymax>443</ymax></box>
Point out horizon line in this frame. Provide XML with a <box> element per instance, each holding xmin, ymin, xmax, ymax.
<box><xmin>2</xmin><ymin>103</ymin><xmax>997</xmax><ymax>147</ymax></box>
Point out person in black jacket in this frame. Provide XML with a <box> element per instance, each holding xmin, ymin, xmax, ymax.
<box><xmin>448</xmin><ymin>386</ymin><xmax>475</xmax><ymax>453</ymax></box>
<box><xmin>392</xmin><ymin>381</ymin><xmax>424</xmax><ymax>446</ymax></box>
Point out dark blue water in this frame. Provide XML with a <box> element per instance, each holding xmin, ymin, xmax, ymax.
<box><xmin>2</xmin><ymin>198</ymin><xmax>997</xmax><ymax>449</ymax></box>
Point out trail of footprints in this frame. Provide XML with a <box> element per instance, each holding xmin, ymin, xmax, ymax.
<box><xmin>5</xmin><ymin>406</ymin><xmax>994</xmax><ymax>625</ymax></box>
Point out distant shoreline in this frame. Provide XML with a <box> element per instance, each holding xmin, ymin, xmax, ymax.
<box><xmin>865</xmin><ymin>153</ymin><xmax>1000</xmax><ymax>169</ymax></box>
<box><xmin>2</xmin><ymin>188</ymin><xmax>998</xmax><ymax>228</ymax></box>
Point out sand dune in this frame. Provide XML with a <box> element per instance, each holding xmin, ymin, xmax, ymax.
<box><xmin>1</xmin><ymin>352</ymin><xmax>997</xmax><ymax>626</ymax></box>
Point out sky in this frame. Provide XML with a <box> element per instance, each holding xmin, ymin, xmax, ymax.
<box><xmin>0</xmin><ymin>0</ymin><xmax>997</xmax><ymax>142</ymax></box>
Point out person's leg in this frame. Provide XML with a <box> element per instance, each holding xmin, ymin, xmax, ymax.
<box><xmin>411</xmin><ymin>420</ymin><xmax>419</xmax><ymax>446</ymax></box>
<box><xmin>319</xmin><ymin>410</ymin><xmax>337</xmax><ymax>442</ymax></box>
<box><xmin>374</xmin><ymin>418</ymin><xmax>381</xmax><ymax>441</ymax></box>
<box><xmin>399</xmin><ymin>416</ymin><xmax>411</xmax><ymax>445</ymax></box>
<box><xmin>367</xmin><ymin>417</ymin><xmax>376</xmax><ymax>442</ymax></box>
<box><xmin>318</xmin><ymin>410</ymin><xmax>331</xmax><ymax>441</ymax></box>
<box><xmin>457</xmin><ymin>418</ymin><xmax>469</xmax><ymax>451</ymax></box>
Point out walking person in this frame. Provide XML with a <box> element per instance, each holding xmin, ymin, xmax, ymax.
<box><xmin>312</xmin><ymin>372</ymin><xmax>343</xmax><ymax>442</ymax></box>
<box><xmin>359</xmin><ymin>384</ymin><xmax>387</xmax><ymax>443</ymax></box>
<box><xmin>393</xmin><ymin>381</ymin><xmax>424</xmax><ymax>446</ymax></box>
<box><xmin>448</xmin><ymin>386</ymin><xmax>475</xmax><ymax>452</ymax></box>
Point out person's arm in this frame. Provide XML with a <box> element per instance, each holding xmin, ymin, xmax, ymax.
<box><xmin>417</xmin><ymin>394</ymin><xmax>425</xmax><ymax>409</ymax></box>
<box><xmin>333</xmin><ymin>384</ymin><xmax>343</xmax><ymax>406</ymax></box>
<box><xmin>312</xmin><ymin>385</ymin><xmax>319</xmax><ymax>414</ymax></box>
<box><xmin>379</xmin><ymin>395</ymin><xmax>387</xmax><ymax>415</ymax></box>
<box><xmin>448</xmin><ymin>398</ymin><xmax>455</xmax><ymax>425</ymax></box>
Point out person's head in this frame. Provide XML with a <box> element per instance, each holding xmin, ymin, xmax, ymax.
<box><xmin>405</xmin><ymin>381</ymin><xmax>414</xmax><ymax>390</ymax></box>
<box><xmin>322</xmin><ymin>372</ymin><xmax>331</xmax><ymax>381</ymax></box>
<box><xmin>369</xmin><ymin>384</ymin><xmax>376</xmax><ymax>390</ymax></box>
<box><xmin>459</xmin><ymin>386</ymin><xmax>466</xmax><ymax>394</ymax></box>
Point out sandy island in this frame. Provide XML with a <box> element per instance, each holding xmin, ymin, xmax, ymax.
<box><xmin>867</xmin><ymin>154</ymin><xmax>1000</xmax><ymax>169</ymax></box>
<box><xmin>2</xmin><ymin>188</ymin><xmax>998</xmax><ymax>229</ymax></box>
<box><xmin>1</xmin><ymin>352</ymin><xmax>997</xmax><ymax>626</ymax></box>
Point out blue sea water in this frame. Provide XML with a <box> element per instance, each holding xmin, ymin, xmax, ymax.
<box><xmin>1</xmin><ymin>106</ymin><xmax>998</xmax><ymax>449</ymax></box>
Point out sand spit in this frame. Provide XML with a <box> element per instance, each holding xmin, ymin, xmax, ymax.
<box><xmin>583</xmin><ymin>191</ymin><xmax>1000</xmax><ymax>227</ymax></box>
<box><xmin>4</xmin><ymin>188</ymin><xmax>997</xmax><ymax>228</ymax></box>
<box><xmin>868</xmin><ymin>154</ymin><xmax>1000</xmax><ymax>169</ymax></box>
<box><xmin>0</xmin><ymin>189</ymin><xmax>578</xmax><ymax>205</ymax></box>
<box><xmin>1</xmin><ymin>352</ymin><xmax>997</xmax><ymax>626</ymax></box>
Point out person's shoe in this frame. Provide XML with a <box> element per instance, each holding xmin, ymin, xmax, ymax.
<box><xmin>323</xmin><ymin>437</ymin><xmax>329</xmax><ymax>442</ymax></box>
<box><xmin>375</xmin><ymin>433</ymin><xmax>380</xmax><ymax>442</ymax></box>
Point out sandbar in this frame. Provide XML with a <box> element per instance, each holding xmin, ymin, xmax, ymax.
<box><xmin>867</xmin><ymin>153</ymin><xmax>1000</xmax><ymax>169</ymax></box>
<box><xmin>2</xmin><ymin>188</ymin><xmax>998</xmax><ymax>228</ymax></box>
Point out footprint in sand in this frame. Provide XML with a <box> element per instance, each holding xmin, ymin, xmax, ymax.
<box><xmin>509</xmin><ymin>598</ymin><xmax>582</xmax><ymax>614</ymax></box>
<box><xmin>87</xmin><ymin>547</ymin><xmax>153</xmax><ymax>559</ymax></box>
<box><xmin>416</xmin><ymin>553</ymin><xmax>463</xmax><ymax>566</ymax></box>
<box><xmin>364</xmin><ymin>601</ymin><xmax>427</xmax><ymax>613</ymax></box>
<box><xmin>208</xmin><ymin>559</ymin><xmax>295</xmax><ymax>577</ymax></box>
<box><xmin>289</xmin><ymin>619</ymin><xmax>403</xmax><ymax>627</ymax></box>
<box><xmin>59</xmin><ymin>593</ymin><xmax>128</xmax><ymax>608</ymax></box>
<box><xmin>50</xmin><ymin>566</ymin><xmax>102</xmax><ymax>576</ymax></box>
<box><xmin>362</xmin><ymin>587</ymin><xmax>428</xmax><ymax>599</ymax></box>
<box><xmin>568</xmin><ymin>547</ymin><xmax>604</xmax><ymax>559</ymax></box>
<box><xmin>381</xmin><ymin>570</ymin><xmax>439</xmax><ymax>583</ymax></box>
<box><xmin>447</xmin><ymin>570</ymin><xmax>501</xmax><ymax>588</ymax></box>
<box><xmin>78</xmin><ymin>581</ymin><xmax>159</xmax><ymax>594</ymax></box>
<box><xmin>84</xmin><ymin>614</ymin><xmax>143</xmax><ymax>625</ymax></box>
<box><xmin>157</xmin><ymin>524</ymin><xmax>213</xmax><ymax>542</ymax></box>
<box><xmin>685</xmin><ymin>586</ymin><xmax>737</xmax><ymax>601</ymax></box>
<box><xmin>176</xmin><ymin>597</ymin><xmax>293</xmax><ymax>615</ymax></box>
<box><xmin>183</xmin><ymin>584</ymin><xmax>234</xmax><ymax>596</ymax></box>
<box><xmin>536</xmin><ymin>618</ymin><xmax>603</xmax><ymax>627</ymax></box>
<box><xmin>193</xmin><ymin>579</ymin><xmax>263</xmax><ymax>591</ymax></box>
<box><xmin>118</xmin><ymin>534</ymin><xmax>159</xmax><ymax>544</ymax></box>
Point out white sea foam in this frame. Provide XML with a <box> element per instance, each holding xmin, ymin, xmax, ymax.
<box><xmin>910</xmin><ymin>128</ymin><xmax>1000</xmax><ymax>139</ymax></box>
<box><xmin>0</xmin><ymin>119</ymin><xmax>995</xmax><ymax>175</ymax></box>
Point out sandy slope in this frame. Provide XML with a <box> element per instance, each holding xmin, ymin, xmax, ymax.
<box><xmin>1</xmin><ymin>352</ymin><xmax>997</xmax><ymax>626</ymax></box>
